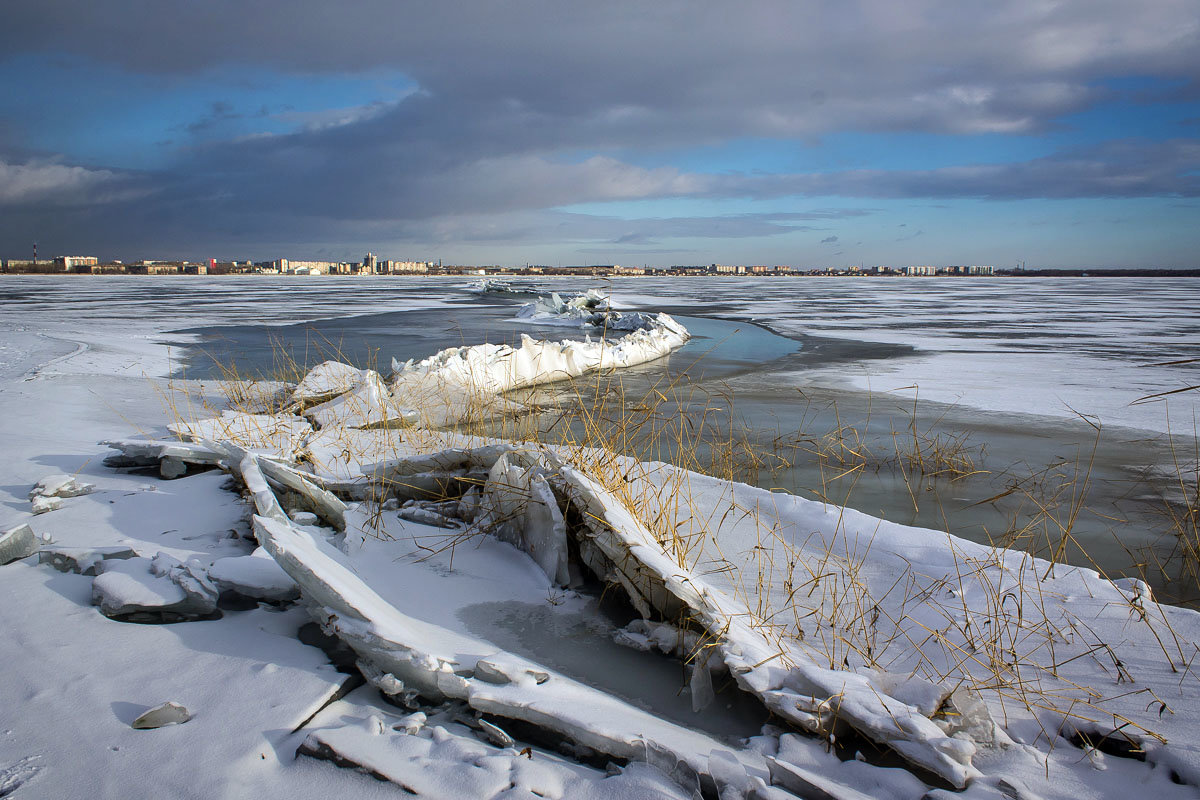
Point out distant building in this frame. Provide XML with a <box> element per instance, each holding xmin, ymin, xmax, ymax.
<box><xmin>540</xmin><ymin>265</ymin><xmax>622</xmax><ymax>276</ymax></box>
<box><xmin>55</xmin><ymin>256</ymin><xmax>99</xmax><ymax>272</ymax></box>
<box><xmin>263</xmin><ymin>258</ymin><xmax>339</xmax><ymax>275</ymax></box>
<box><xmin>127</xmin><ymin>262</ymin><xmax>181</xmax><ymax>275</ymax></box>
<box><xmin>2</xmin><ymin>259</ymin><xmax>55</xmax><ymax>273</ymax></box>
<box><xmin>382</xmin><ymin>260</ymin><xmax>430</xmax><ymax>274</ymax></box>
<box><xmin>904</xmin><ymin>265</ymin><xmax>937</xmax><ymax>276</ymax></box>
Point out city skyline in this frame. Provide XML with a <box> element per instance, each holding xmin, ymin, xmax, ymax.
<box><xmin>1</xmin><ymin>1</ymin><xmax>1198</xmax><ymax>268</ymax></box>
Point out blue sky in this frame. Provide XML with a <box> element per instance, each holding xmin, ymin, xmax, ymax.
<box><xmin>1</xmin><ymin>1</ymin><xmax>1197</xmax><ymax>268</ymax></box>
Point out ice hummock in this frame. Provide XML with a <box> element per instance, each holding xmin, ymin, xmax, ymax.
<box><xmin>515</xmin><ymin>288</ymin><xmax>679</xmax><ymax>333</ymax></box>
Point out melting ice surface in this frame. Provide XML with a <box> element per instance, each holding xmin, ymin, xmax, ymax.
<box><xmin>457</xmin><ymin>599</ymin><xmax>769</xmax><ymax>742</ymax></box>
<box><xmin>670</xmin><ymin>314</ymin><xmax>800</xmax><ymax>372</ymax></box>
<box><xmin>170</xmin><ymin>303</ymin><xmax>805</xmax><ymax>382</ymax></box>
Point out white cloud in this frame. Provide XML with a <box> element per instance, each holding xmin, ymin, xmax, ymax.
<box><xmin>0</xmin><ymin>159</ymin><xmax>119</xmax><ymax>205</ymax></box>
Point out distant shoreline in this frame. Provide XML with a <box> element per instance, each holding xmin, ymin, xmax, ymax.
<box><xmin>1</xmin><ymin>268</ymin><xmax>1198</xmax><ymax>278</ymax></box>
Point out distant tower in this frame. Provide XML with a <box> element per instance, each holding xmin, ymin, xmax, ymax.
<box><xmin>364</xmin><ymin>252</ymin><xmax>378</xmax><ymax>273</ymax></box>
<box><xmin>33</xmin><ymin>242</ymin><xmax>37</xmax><ymax>264</ymax></box>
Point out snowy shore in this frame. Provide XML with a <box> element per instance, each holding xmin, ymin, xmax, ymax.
<box><xmin>2</xmin><ymin>277</ymin><xmax>1199</xmax><ymax>799</ymax></box>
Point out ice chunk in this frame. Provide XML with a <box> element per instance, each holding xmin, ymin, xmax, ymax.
<box><xmin>688</xmin><ymin>655</ymin><xmax>715</xmax><ymax>713</ymax></box>
<box><xmin>476</xmin><ymin>451</ymin><xmax>570</xmax><ymax>585</ymax></box>
<box><xmin>306</xmin><ymin>370</ymin><xmax>411</xmax><ymax>429</ymax></box>
<box><xmin>39</xmin><ymin>546</ymin><xmax>138</xmax><ymax>576</ymax></box>
<box><xmin>30</xmin><ymin>496</ymin><xmax>62</xmax><ymax>515</ymax></box>
<box><xmin>478</xmin><ymin>718</ymin><xmax>515</xmax><ymax>748</ymax></box>
<box><xmin>131</xmin><ymin>702</ymin><xmax>191</xmax><ymax>729</ymax></box>
<box><xmin>208</xmin><ymin>551</ymin><xmax>300</xmax><ymax>602</ymax></box>
<box><xmin>0</xmin><ymin>524</ymin><xmax>38</xmax><ymax>565</ymax></box>
<box><xmin>397</xmin><ymin>505</ymin><xmax>458</xmax><ymax>528</ymax></box>
<box><xmin>256</xmin><ymin>455</ymin><xmax>347</xmax><ymax>530</ymax></box>
<box><xmin>393</xmin><ymin>712</ymin><xmax>426</xmax><ymax>735</ymax></box>
<box><xmin>766</xmin><ymin>755</ymin><xmax>876</xmax><ymax>800</ymax></box>
<box><xmin>159</xmin><ymin>456</ymin><xmax>187</xmax><ymax>479</ymax></box>
<box><xmin>91</xmin><ymin>554</ymin><xmax>218</xmax><ymax>620</ymax></box>
<box><xmin>29</xmin><ymin>473</ymin><xmax>94</xmax><ymax>500</ymax></box>
<box><xmin>290</xmin><ymin>360</ymin><xmax>366</xmax><ymax>405</ymax></box>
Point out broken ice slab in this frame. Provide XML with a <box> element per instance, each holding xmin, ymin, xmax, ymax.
<box><xmin>289</xmin><ymin>361</ymin><xmax>367</xmax><ymax>407</ymax></box>
<box><xmin>28</xmin><ymin>473</ymin><xmax>94</xmax><ymax>500</ymax></box>
<box><xmin>306</xmin><ymin>370</ymin><xmax>414</xmax><ymax>430</ymax></box>
<box><xmin>297</xmin><ymin>713</ymin><xmax>697</xmax><ymax>799</ymax></box>
<box><xmin>30</xmin><ymin>495</ymin><xmax>62</xmax><ymax>515</ymax></box>
<box><xmin>255</xmin><ymin>456</ymin><xmax>347</xmax><ymax>530</ymax></box>
<box><xmin>101</xmin><ymin>438</ymin><xmax>229</xmax><ymax>470</ymax></box>
<box><xmin>91</xmin><ymin>554</ymin><xmax>219</xmax><ymax>621</ymax></box>
<box><xmin>475</xmin><ymin>450</ymin><xmax>570</xmax><ymax>586</ymax></box>
<box><xmin>551</xmin><ymin>462</ymin><xmax>981</xmax><ymax>789</ymax></box>
<box><xmin>766</xmin><ymin>756</ymin><xmax>877</xmax><ymax>800</ymax></box>
<box><xmin>208</xmin><ymin>551</ymin><xmax>300</xmax><ymax>602</ymax></box>
<box><xmin>252</xmin><ymin>515</ymin><xmax>773</xmax><ymax>794</ymax></box>
<box><xmin>396</xmin><ymin>504</ymin><xmax>460</xmax><ymax>529</ymax></box>
<box><xmin>39</xmin><ymin>546</ymin><xmax>139</xmax><ymax>576</ymax></box>
<box><xmin>0</xmin><ymin>524</ymin><xmax>38</xmax><ymax>565</ymax></box>
<box><xmin>169</xmin><ymin>410</ymin><xmax>312</xmax><ymax>460</ymax></box>
<box><xmin>159</xmin><ymin>457</ymin><xmax>188</xmax><ymax>479</ymax></box>
<box><xmin>131</xmin><ymin>702</ymin><xmax>191</xmax><ymax>729</ymax></box>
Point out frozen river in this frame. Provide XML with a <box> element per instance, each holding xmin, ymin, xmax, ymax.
<box><xmin>2</xmin><ymin>274</ymin><xmax>1198</xmax><ymax>599</ymax></box>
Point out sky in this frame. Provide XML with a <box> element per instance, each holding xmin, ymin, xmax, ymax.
<box><xmin>1</xmin><ymin>0</ymin><xmax>1198</xmax><ymax>268</ymax></box>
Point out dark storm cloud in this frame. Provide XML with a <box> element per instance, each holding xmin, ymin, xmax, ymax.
<box><xmin>1</xmin><ymin>134</ymin><xmax>1194</xmax><ymax>257</ymax></box>
<box><xmin>2</xmin><ymin>0</ymin><xmax>1198</xmax><ymax>254</ymax></box>
<box><xmin>5</xmin><ymin>0</ymin><xmax>1198</xmax><ymax>139</ymax></box>
<box><xmin>705</xmin><ymin>139</ymin><xmax>1200</xmax><ymax>200</ymax></box>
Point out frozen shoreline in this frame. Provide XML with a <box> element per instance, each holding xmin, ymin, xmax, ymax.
<box><xmin>2</xmin><ymin>277</ymin><xmax>1199</xmax><ymax>799</ymax></box>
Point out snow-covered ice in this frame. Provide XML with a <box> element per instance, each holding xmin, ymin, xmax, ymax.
<box><xmin>3</xmin><ymin>275</ymin><xmax>1199</xmax><ymax>800</ymax></box>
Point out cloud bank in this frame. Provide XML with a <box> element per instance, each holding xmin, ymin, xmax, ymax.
<box><xmin>1</xmin><ymin>0</ymin><xmax>1198</xmax><ymax>262</ymax></box>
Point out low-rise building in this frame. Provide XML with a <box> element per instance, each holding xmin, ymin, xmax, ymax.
<box><xmin>55</xmin><ymin>256</ymin><xmax>99</xmax><ymax>272</ymax></box>
<box><xmin>382</xmin><ymin>260</ymin><xmax>430</xmax><ymax>274</ymax></box>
